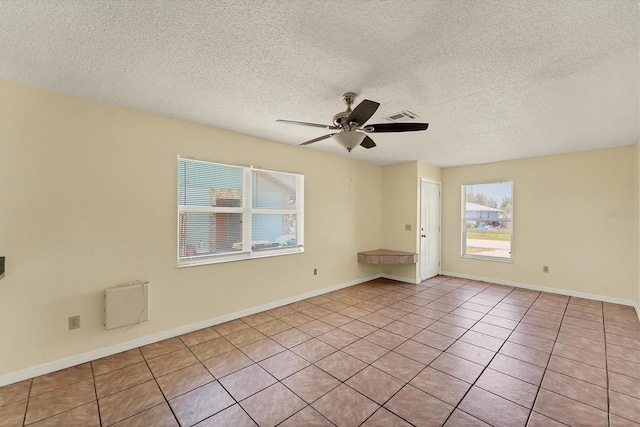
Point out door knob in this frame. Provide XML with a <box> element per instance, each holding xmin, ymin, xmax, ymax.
<box><xmin>421</xmin><ymin>235</ymin><xmax>426</xmax><ymax>237</ymax></box>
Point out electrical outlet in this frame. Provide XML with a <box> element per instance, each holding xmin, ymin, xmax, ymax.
<box><xmin>313</xmin><ymin>268</ymin><xmax>318</xmax><ymax>276</ymax></box>
<box><xmin>68</xmin><ymin>315</ymin><xmax>80</xmax><ymax>330</ymax></box>
<box><xmin>543</xmin><ymin>266</ymin><xmax>549</xmax><ymax>273</ymax></box>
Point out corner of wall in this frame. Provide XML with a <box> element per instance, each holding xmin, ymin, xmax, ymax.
<box><xmin>379</xmin><ymin>161</ymin><xmax>442</xmax><ymax>283</ymax></box>
<box><xmin>636</xmin><ymin>140</ymin><xmax>640</xmax><ymax>318</ymax></box>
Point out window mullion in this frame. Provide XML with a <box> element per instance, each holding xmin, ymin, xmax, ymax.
<box><xmin>243</xmin><ymin>168</ymin><xmax>252</xmax><ymax>253</ymax></box>
<box><xmin>296</xmin><ymin>174</ymin><xmax>304</xmax><ymax>246</ymax></box>
<box><xmin>461</xmin><ymin>186</ymin><xmax>466</xmax><ymax>257</ymax></box>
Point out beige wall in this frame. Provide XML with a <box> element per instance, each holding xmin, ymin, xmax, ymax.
<box><xmin>381</xmin><ymin>162</ymin><xmax>418</xmax><ymax>250</ymax></box>
<box><xmin>418</xmin><ymin>162</ymin><xmax>442</xmax><ymax>184</ymax></box>
<box><xmin>380</xmin><ymin>161</ymin><xmax>442</xmax><ymax>282</ymax></box>
<box><xmin>442</xmin><ymin>147</ymin><xmax>637</xmax><ymax>302</ymax></box>
<box><xmin>0</xmin><ymin>80</ymin><xmax>383</xmax><ymax>376</ymax></box>
<box><xmin>381</xmin><ymin>162</ymin><xmax>418</xmax><ymax>281</ymax></box>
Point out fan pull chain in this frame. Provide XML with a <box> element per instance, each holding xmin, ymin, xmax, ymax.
<box><xmin>349</xmin><ymin>151</ymin><xmax>353</xmax><ymax>190</ymax></box>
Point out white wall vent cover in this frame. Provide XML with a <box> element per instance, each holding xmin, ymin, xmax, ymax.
<box><xmin>104</xmin><ymin>282</ymin><xmax>149</xmax><ymax>330</ymax></box>
<box><xmin>384</xmin><ymin>110</ymin><xmax>419</xmax><ymax>122</ymax></box>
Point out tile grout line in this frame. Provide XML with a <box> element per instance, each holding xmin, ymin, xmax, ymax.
<box><xmin>20</xmin><ymin>369</ymin><xmax>98</xmax><ymax>427</ymax></box>
<box><xmin>336</xmin><ymin>279</ymin><xmax>475</xmax><ymax>427</ymax></box>
<box><xmin>309</xmin><ymin>285</ymin><xmax>634</xmax><ymax>427</ymax></box>
<box><xmin>267</xmin><ymin>284</ymin><xmax>412</xmax><ymax>427</ymax></box>
<box><xmin>603</xmin><ymin>302</ymin><xmax>612</xmax><ymax>427</ymax></box>
<box><xmin>141</xmin><ymin>337</ymin><xmax>224</xmax><ymax>425</ymax></box>
<box><xmin>90</xmin><ymin>347</ymin><xmax>185</xmax><ymax>426</ymax></box>
<box><xmin>180</xmin><ymin>334</ymin><xmax>260</xmax><ymax>426</ymax></box>
<box><xmin>526</xmin><ymin>300</ymin><xmax>633</xmax><ymax>419</ymax></box>
<box><xmin>438</xmin><ymin>284</ymin><xmax>538</xmax><ymax>426</ymax></box>
<box><xmin>277</xmin><ymin>285</ymin><xmax>432</xmax><ymax>426</ymax></box>
<box><xmin>361</xmin><ymin>278</ymin><xmax>522</xmax><ymax>425</ymax></box>
<box><xmin>405</xmin><ymin>283</ymin><xmax>500</xmax><ymax>417</ymax></box>
<box><xmin>224</xmin><ymin>329</ymin><xmax>302</xmax><ymax>427</ymax></box>
<box><xmin>182</xmin><ymin>326</ymin><xmax>261</xmax><ymax>427</ymax></box>
<box><xmin>544</xmin><ymin>303</ymin><xmax>630</xmax><ymax>416</ymax></box>
<box><xmin>601</xmin><ymin>307</ymin><xmax>640</xmax><ymax>426</ymax></box>
<box><xmin>183</xmin><ymin>314</ymin><xmax>333</xmax><ymax>426</ymax></box>
<box><xmin>272</xmin><ymin>279</ymin><xmax>479</xmax><ymax>427</ymax></box>
<box><xmin>89</xmin><ymin>362</ymin><xmax>104</xmax><ymax>427</ymax></box>
<box><xmin>144</xmin><ymin>345</ymin><xmax>184</xmax><ymax>427</ymax></box>
<box><xmin>522</xmin><ymin>292</ymin><xmax>570</xmax><ymax>426</ymax></box>
<box><xmin>21</xmin><ymin>378</ymin><xmax>34</xmax><ymax>427</ymax></box>
<box><xmin>217</xmin><ymin>315</ymin><xmax>341</xmax><ymax>426</ymax></box>
<box><xmin>355</xmin><ymin>279</ymin><xmax>490</xmax><ymax>426</ymax></box>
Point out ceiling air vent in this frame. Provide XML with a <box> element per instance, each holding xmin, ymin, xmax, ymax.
<box><xmin>384</xmin><ymin>110</ymin><xmax>419</xmax><ymax>122</ymax></box>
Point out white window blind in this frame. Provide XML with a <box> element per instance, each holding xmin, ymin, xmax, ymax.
<box><xmin>178</xmin><ymin>157</ymin><xmax>304</xmax><ymax>266</ymax></box>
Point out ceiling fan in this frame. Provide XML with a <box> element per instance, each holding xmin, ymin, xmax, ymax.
<box><xmin>277</xmin><ymin>92</ymin><xmax>429</xmax><ymax>152</ymax></box>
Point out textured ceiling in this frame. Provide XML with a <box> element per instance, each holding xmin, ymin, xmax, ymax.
<box><xmin>0</xmin><ymin>0</ymin><xmax>638</xmax><ymax>167</ymax></box>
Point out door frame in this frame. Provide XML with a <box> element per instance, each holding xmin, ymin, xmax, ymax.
<box><xmin>420</xmin><ymin>178</ymin><xmax>442</xmax><ymax>281</ymax></box>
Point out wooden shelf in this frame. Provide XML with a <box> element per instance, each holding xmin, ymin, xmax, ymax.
<box><xmin>357</xmin><ymin>249</ymin><xmax>417</xmax><ymax>265</ymax></box>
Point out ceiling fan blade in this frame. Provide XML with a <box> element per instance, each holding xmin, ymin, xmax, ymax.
<box><xmin>346</xmin><ymin>100</ymin><xmax>380</xmax><ymax>125</ymax></box>
<box><xmin>363</xmin><ymin>123</ymin><xmax>429</xmax><ymax>133</ymax></box>
<box><xmin>360</xmin><ymin>136</ymin><xmax>376</xmax><ymax>149</ymax></box>
<box><xmin>300</xmin><ymin>133</ymin><xmax>335</xmax><ymax>146</ymax></box>
<box><xmin>277</xmin><ymin>119</ymin><xmax>338</xmax><ymax>130</ymax></box>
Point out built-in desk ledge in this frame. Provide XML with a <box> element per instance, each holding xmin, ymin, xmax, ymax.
<box><xmin>358</xmin><ymin>249</ymin><xmax>418</xmax><ymax>265</ymax></box>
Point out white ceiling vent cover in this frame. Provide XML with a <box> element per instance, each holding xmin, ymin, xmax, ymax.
<box><xmin>384</xmin><ymin>110</ymin><xmax>419</xmax><ymax>122</ymax></box>
<box><xmin>104</xmin><ymin>282</ymin><xmax>149</xmax><ymax>330</ymax></box>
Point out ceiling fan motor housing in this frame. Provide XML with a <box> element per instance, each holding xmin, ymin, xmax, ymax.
<box><xmin>333</xmin><ymin>111</ymin><xmax>349</xmax><ymax>127</ymax></box>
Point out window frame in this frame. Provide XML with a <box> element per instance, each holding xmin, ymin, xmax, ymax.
<box><xmin>461</xmin><ymin>181</ymin><xmax>513</xmax><ymax>263</ymax></box>
<box><xmin>177</xmin><ymin>156</ymin><xmax>304</xmax><ymax>267</ymax></box>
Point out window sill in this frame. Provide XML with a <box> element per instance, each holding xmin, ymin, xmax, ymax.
<box><xmin>461</xmin><ymin>254</ymin><xmax>513</xmax><ymax>263</ymax></box>
<box><xmin>178</xmin><ymin>246</ymin><xmax>304</xmax><ymax>268</ymax></box>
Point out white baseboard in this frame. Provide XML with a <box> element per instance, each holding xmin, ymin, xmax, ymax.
<box><xmin>441</xmin><ymin>271</ymin><xmax>638</xmax><ymax>312</ymax></box>
<box><xmin>381</xmin><ymin>274</ymin><xmax>420</xmax><ymax>284</ymax></box>
<box><xmin>0</xmin><ymin>274</ymin><xmax>382</xmax><ymax>387</ymax></box>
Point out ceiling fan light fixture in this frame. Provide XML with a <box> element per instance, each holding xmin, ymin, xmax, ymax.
<box><xmin>334</xmin><ymin>132</ymin><xmax>366</xmax><ymax>151</ymax></box>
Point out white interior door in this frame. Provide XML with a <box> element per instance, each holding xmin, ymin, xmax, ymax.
<box><xmin>420</xmin><ymin>180</ymin><xmax>441</xmax><ymax>281</ymax></box>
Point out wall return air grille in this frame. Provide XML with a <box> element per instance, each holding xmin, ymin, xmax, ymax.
<box><xmin>104</xmin><ymin>282</ymin><xmax>149</xmax><ymax>329</ymax></box>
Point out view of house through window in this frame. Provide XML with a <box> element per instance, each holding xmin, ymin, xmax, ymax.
<box><xmin>178</xmin><ymin>157</ymin><xmax>303</xmax><ymax>266</ymax></box>
<box><xmin>462</xmin><ymin>181</ymin><xmax>513</xmax><ymax>261</ymax></box>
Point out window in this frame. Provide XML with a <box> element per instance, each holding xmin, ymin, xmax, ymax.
<box><xmin>461</xmin><ymin>181</ymin><xmax>513</xmax><ymax>261</ymax></box>
<box><xmin>178</xmin><ymin>157</ymin><xmax>303</xmax><ymax>266</ymax></box>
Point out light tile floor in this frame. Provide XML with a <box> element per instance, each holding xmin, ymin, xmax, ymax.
<box><xmin>1</xmin><ymin>276</ymin><xmax>639</xmax><ymax>426</ymax></box>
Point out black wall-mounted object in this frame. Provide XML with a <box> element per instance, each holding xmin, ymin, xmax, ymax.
<box><xmin>0</xmin><ymin>256</ymin><xmax>4</xmax><ymax>276</ymax></box>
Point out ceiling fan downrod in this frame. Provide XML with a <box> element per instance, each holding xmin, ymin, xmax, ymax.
<box><xmin>333</xmin><ymin>92</ymin><xmax>357</xmax><ymax>128</ymax></box>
